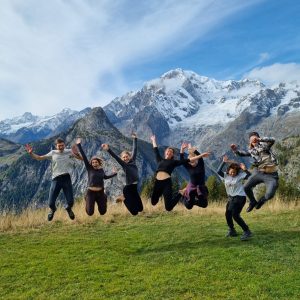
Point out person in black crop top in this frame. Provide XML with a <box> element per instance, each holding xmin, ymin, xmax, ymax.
<box><xmin>76</xmin><ymin>138</ymin><xmax>117</xmax><ymax>216</ymax></box>
<box><xmin>150</xmin><ymin>135</ymin><xmax>205</xmax><ymax>211</ymax></box>
<box><xmin>101</xmin><ymin>133</ymin><xmax>143</xmax><ymax>215</ymax></box>
<box><xmin>179</xmin><ymin>143</ymin><xmax>211</xmax><ymax>209</ymax></box>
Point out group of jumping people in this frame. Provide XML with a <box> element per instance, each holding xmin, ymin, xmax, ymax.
<box><xmin>25</xmin><ymin>131</ymin><xmax>279</xmax><ymax>241</ymax></box>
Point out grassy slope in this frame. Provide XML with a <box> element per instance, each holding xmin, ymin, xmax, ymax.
<box><xmin>0</xmin><ymin>205</ymin><xmax>299</xmax><ymax>300</ymax></box>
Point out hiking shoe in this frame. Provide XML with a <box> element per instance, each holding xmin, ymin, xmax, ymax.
<box><xmin>246</xmin><ymin>201</ymin><xmax>257</xmax><ymax>213</ymax></box>
<box><xmin>66</xmin><ymin>208</ymin><xmax>75</xmax><ymax>220</ymax></box>
<box><xmin>47</xmin><ymin>210</ymin><xmax>55</xmax><ymax>221</ymax></box>
<box><xmin>256</xmin><ymin>198</ymin><xmax>266</xmax><ymax>210</ymax></box>
<box><xmin>226</xmin><ymin>228</ymin><xmax>238</xmax><ymax>237</ymax></box>
<box><xmin>240</xmin><ymin>230</ymin><xmax>253</xmax><ymax>241</ymax></box>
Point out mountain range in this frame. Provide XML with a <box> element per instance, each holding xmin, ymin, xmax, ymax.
<box><xmin>0</xmin><ymin>108</ymin><xmax>92</xmax><ymax>143</ymax></box>
<box><xmin>0</xmin><ymin>68</ymin><xmax>299</xmax><ymax>212</ymax></box>
<box><xmin>104</xmin><ymin>68</ymin><xmax>300</xmax><ymax>159</ymax></box>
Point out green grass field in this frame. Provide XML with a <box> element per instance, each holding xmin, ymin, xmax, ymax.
<box><xmin>0</xmin><ymin>205</ymin><xmax>299</xmax><ymax>300</ymax></box>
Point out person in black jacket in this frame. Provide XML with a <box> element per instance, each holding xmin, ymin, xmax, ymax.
<box><xmin>179</xmin><ymin>143</ymin><xmax>210</xmax><ymax>209</ymax></box>
<box><xmin>101</xmin><ymin>133</ymin><xmax>143</xmax><ymax>215</ymax></box>
<box><xmin>76</xmin><ymin>138</ymin><xmax>117</xmax><ymax>216</ymax></box>
<box><xmin>150</xmin><ymin>135</ymin><xmax>205</xmax><ymax>211</ymax></box>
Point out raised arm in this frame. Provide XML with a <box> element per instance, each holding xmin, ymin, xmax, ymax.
<box><xmin>104</xmin><ymin>167</ymin><xmax>118</xmax><ymax>179</ymax></box>
<box><xmin>217</xmin><ymin>157</ymin><xmax>227</xmax><ymax>178</ymax></box>
<box><xmin>260</xmin><ymin>137</ymin><xmax>275</xmax><ymax>147</ymax></box>
<box><xmin>25</xmin><ymin>144</ymin><xmax>49</xmax><ymax>161</ymax></box>
<box><xmin>76</xmin><ymin>138</ymin><xmax>90</xmax><ymax>169</ymax></box>
<box><xmin>131</xmin><ymin>133</ymin><xmax>137</xmax><ymax>161</ymax></box>
<box><xmin>240</xmin><ymin>163</ymin><xmax>251</xmax><ymax>179</ymax></box>
<box><xmin>230</xmin><ymin>144</ymin><xmax>251</xmax><ymax>157</ymax></box>
<box><xmin>102</xmin><ymin>143</ymin><xmax>125</xmax><ymax>167</ymax></box>
<box><xmin>180</xmin><ymin>142</ymin><xmax>188</xmax><ymax>160</ymax></box>
<box><xmin>189</xmin><ymin>152</ymin><xmax>211</xmax><ymax>162</ymax></box>
<box><xmin>150</xmin><ymin>135</ymin><xmax>162</xmax><ymax>162</ymax></box>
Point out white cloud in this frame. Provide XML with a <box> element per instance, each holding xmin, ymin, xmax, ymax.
<box><xmin>0</xmin><ymin>0</ymin><xmax>261</xmax><ymax>120</ymax></box>
<box><xmin>258</xmin><ymin>52</ymin><xmax>270</xmax><ymax>64</ymax></box>
<box><xmin>244</xmin><ymin>63</ymin><xmax>300</xmax><ymax>85</ymax></box>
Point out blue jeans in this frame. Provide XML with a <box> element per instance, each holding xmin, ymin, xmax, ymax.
<box><xmin>48</xmin><ymin>174</ymin><xmax>74</xmax><ymax>211</ymax></box>
<box><xmin>244</xmin><ymin>169</ymin><xmax>279</xmax><ymax>204</ymax></box>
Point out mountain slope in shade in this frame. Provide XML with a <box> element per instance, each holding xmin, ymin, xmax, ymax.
<box><xmin>0</xmin><ymin>107</ymin><xmax>196</xmax><ymax>212</ymax></box>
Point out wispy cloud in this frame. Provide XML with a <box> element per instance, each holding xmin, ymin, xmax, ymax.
<box><xmin>0</xmin><ymin>0</ymin><xmax>261</xmax><ymax>120</ymax></box>
<box><xmin>244</xmin><ymin>63</ymin><xmax>300</xmax><ymax>84</ymax></box>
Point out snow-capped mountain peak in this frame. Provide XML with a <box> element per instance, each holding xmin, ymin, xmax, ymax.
<box><xmin>0</xmin><ymin>107</ymin><xmax>91</xmax><ymax>143</ymax></box>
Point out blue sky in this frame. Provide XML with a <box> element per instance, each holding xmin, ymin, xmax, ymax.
<box><xmin>0</xmin><ymin>0</ymin><xmax>300</xmax><ymax>120</ymax></box>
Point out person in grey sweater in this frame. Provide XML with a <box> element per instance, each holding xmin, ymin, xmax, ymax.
<box><xmin>101</xmin><ymin>133</ymin><xmax>143</xmax><ymax>215</ymax></box>
<box><xmin>230</xmin><ymin>131</ymin><xmax>279</xmax><ymax>212</ymax></box>
<box><xmin>217</xmin><ymin>155</ymin><xmax>252</xmax><ymax>240</ymax></box>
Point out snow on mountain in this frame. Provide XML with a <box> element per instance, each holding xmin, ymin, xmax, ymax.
<box><xmin>105</xmin><ymin>68</ymin><xmax>300</xmax><ymax>128</ymax></box>
<box><xmin>0</xmin><ymin>107</ymin><xmax>91</xmax><ymax>143</ymax></box>
<box><xmin>104</xmin><ymin>68</ymin><xmax>300</xmax><ymax>151</ymax></box>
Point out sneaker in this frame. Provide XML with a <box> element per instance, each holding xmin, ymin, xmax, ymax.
<box><xmin>66</xmin><ymin>208</ymin><xmax>75</xmax><ymax>220</ymax></box>
<box><xmin>256</xmin><ymin>198</ymin><xmax>266</xmax><ymax>210</ymax></box>
<box><xmin>240</xmin><ymin>230</ymin><xmax>253</xmax><ymax>241</ymax></box>
<box><xmin>246</xmin><ymin>201</ymin><xmax>257</xmax><ymax>213</ymax></box>
<box><xmin>226</xmin><ymin>228</ymin><xmax>238</xmax><ymax>237</ymax></box>
<box><xmin>47</xmin><ymin>210</ymin><xmax>55</xmax><ymax>221</ymax></box>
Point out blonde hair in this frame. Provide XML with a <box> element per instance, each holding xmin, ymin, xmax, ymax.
<box><xmin>120</xmin><ymin>151</ymin><xmax>131</xmax><ymax>158</ymax></box>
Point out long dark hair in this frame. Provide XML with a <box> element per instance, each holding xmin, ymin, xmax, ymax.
<box><xmin>226</xmin><ymin>163</ymin><xmax>241</xmax><ymax>174</ymax></box>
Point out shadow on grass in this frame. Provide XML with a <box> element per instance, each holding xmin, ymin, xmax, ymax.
<box><xmin>131</xmin><ymin>229</ymin><xmax>299</xmax><ymax>255</ymax></box>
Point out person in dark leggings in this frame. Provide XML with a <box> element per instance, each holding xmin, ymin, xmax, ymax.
<box><xmin>76</xmin><ymin>138</ymin><xmax>117</xmax><ymax>216</ymax></box>
<box><xmin>150</xmin><ymin>135</ymin><xmax>205</xmax><ymax>211</ymax></box>
<box><xmin>217</xmin><ymin>155</ymin><xmax>252</xmax><ymax>241</ymax></box>
<box><xmin>25</xmin><ymin>138</ymin><xmax>82</xmax><ymax>221</ymax></box>
<box><xmin>231</xmin><ymin>131</ymin><xmax>279</xmax><ymax>212</ymax></box>
<box><xmin>179</xmin><ymin>143</ymin><xmax>210</xmax><ymax>209</ymax></box>
<box><xmin>101</xmin><ymin>133</ymin><xmax>143</xmax><ymax>215</ymax></box>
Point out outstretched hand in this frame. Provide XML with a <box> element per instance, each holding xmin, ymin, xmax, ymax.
<box><xmin>230</xmin><ymin>144</ymin><xmax>237</xmax><ymax>151</ymax></box>
<box><xmin>223</xmin><ymin>155</ymin><xmax>229</xmax><ymax>162</ymax></box>
<box><xmin>25</xmin><ymin>144</ymin><xmax>33</xmax><ymax>154</ymax></box>
<box><xmin>180</xmin><ymin>142</ymin><xmax>188</xmax><ymax>152</ymax></box>
<box><xmin>150</xmin><ymin>135</ymin><xmax>156</xmax><ymax>142</ymax></box>
<box><xmin>71</xmin><ymin>144</ymin><xmax>80</xmax><ymax>156</ymax></box>
<box><xmin>240</xmin><ymin>163</ymin><xmax>247</xmax><ymax>171</ymax></box>
<box><xmin>201</xmin><ymin>152</ymin><xmax>211</xmax><ymax>158</ymax></box>
<box><xmin>76</xmin><ymin>137</ymin><xmax>81</xmax><ymax>144</ymax></box>
<box><xmin>131</xmin><ymin>132</ymin><xmax>137</xmax><ymax>139</ymax></box>
<box><xmin>101</xmin><ymin>143</ymin><xmax>109</xmax><ymax>151</ymax></box>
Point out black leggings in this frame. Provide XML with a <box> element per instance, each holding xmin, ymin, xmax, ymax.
<box><xmin>225</xmin><ymin>195</ymin><xmax>249</xmax><ymax>231</ymax></box>
<box><xmin>123</xmin><ymin>184</ymin><xmax>143</xmax><ymax>216</ymax></box>
<box><xmin>182</xmin><ymin>186</ymin><xmax>208</xmax><ymax>210</ymax></box>
<box><xmin>151</xmin><ymin>178</ymin><xmax>181</xmax><ymax>211</ymax></box>
<box><xmin>85</xmin><ymin>189</ymin><xmax>107</xmax><ymax>216</ymax></box>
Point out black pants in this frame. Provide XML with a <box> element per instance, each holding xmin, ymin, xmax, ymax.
<box><xmin>225</xmin><ymin>195</ymin><xmax>249</xmax><ymax>231</ymax></box>
<box><xmin>48</xmin><ymin>174</ymin><xmax>74</xmax><ymax>211</ymax></box>
<box><xmin>123</xmin><ymin>184</ymin><xmax>143</xmax><ymax>215</ymax></box>
<box><xmin>151</xmin><ymin>178</ymin><xmax>181</xmax><ymax>211</ymax></box>
<box><xmin>182</xmin><ymin>186</ymin><xmax>208</xmax><ymax>210</ymax></box>
<box><xmin>85</xmin><ymin>189</ymin><xmax>107</xmax><ymax>216</ymax></box>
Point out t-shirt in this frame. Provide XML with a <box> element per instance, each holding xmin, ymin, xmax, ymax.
<box><xmin>223</xmin><ymin>172</ymin><xmax>247</xmax><ymax>197</ymax></box>
<box><xmin>44</xmin><ymin>149</ymin><xmax>76</xmax><ymax>179</ymax></box>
